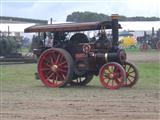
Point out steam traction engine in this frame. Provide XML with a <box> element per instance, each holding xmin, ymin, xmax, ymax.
<box><xmin>24</xmin><ymin>15</ymin><xmax>138</xmax><ymax>90</ymax></box>
<box><xmin>137</xmin><ymin>28</ymin><xmax>160</xmax><ymax>51</ymax></box>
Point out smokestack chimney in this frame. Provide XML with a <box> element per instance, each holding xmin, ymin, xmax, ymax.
<box><xmin>8</xmin><ymin>26</ymin><xmax>10</xmax><ymax>36</ymax></box>
<box><xmin>50</xmin><ymin>18</ymin><xmax>53</xmax><ymax>24</ymax></box>
<box><xmin>111</xmin><ymin>14</ymin><xmax>119</xmax><ymax>47</ymax></box>
<box><xmin>152</xmin><ymin>27</ymin><xmax>154</xmax><ymax>36</ymax></box>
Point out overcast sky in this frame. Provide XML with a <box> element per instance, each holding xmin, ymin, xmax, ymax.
<box><xmin>1</xmin><ymin>0</ymin><xmax>160</xmax><ymax>22</ymax></box>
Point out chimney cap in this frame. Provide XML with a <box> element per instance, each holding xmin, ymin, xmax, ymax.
<box><xmin>111</xmin><ymin>14</ymin><xmax>119</xmax><ymax>20</ymax></box>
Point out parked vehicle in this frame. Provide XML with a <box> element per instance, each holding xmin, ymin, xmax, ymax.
<box><xmin>137</xmin><ymin>28</ymin><xmax>160</xmax><ymax>51</ymax></box>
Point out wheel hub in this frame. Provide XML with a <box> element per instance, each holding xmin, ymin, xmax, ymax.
<box><xmin>109</xmin><ymin>73</ymin><xmax>114</xmax><ymax>79</ymax></box>
<box><xmin>51</xmin><ymin>65</ymin><xmax>58</xmax><ymax>72</ymax></box>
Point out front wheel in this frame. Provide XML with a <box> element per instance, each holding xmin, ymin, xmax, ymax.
<box><xmin>99</xmin><ymin>62</ymin><xmax>126</xmax><ymax>90</ymax></box>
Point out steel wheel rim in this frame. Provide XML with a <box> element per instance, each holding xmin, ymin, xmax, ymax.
<box><xmin>38</xmin><ymin>49</ymin><xmax>69</xmax><ymax>87</ymax></box>
<box><xmin>123</xmin><ymin>62</ymin><xmax>138</xmax><ymax>87</ymax></box>
<box><xmin>99</xmin><ymin>63</ymin><xmax>125</xmax><ymax>90</ymax></box>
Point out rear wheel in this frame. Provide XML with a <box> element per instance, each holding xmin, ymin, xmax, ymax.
<box><xmin>99</xmin><ymin>62</ymin><xmax>126</xmax><ymax>90</ymax></box>
<box><xmin>38</xmin><ymin>48</ymin><xmax>73</xmax><ymax>87</ymax></box>
<box><xmin>122</xmin><ymin>62</ymin><xmax>139</xmax><ymax>87</ymax></box>
<box><xmin>69</xmin><ymin>75</ymin><xmax>93</xmax><ymax>86</ymax></box>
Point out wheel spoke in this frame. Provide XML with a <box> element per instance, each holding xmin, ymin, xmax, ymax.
<box><xmin>45</xmin><ymin>70</ymin><xmax>52</xmax><ymax>77</ymax></box>
<box><xmin>58</xmin><ymin>61</ymin><xmax>67</xmax><ymax>66</ymax></box>
<box><xmin>55</xmin><ymin>54</ymin><xmax>61</xmax><ymax>64</ymax></box>
<box><xmin>104</xmin><ymin>72</ymin><xmax>108</xmax><ymax>78</ymax></box>
<box><xmin>53</xmin><ymin>79</ymin><xmax>57</xmax><ymax>85</ymax></box>
<box><xmin>127</xmin><ymin>66</ymin><xmax>131</xmax><ymax>73</ymax></box>
<box><xmin>106</xmin><ymin>78</ymin><xmax>111</xmax><ymax>85</ymax></box>
<box><xmin>107</xmin><ymin>66</ymin><xmax>112</xmax><ymax>73</ymax></box>
<box><xmin>51</xmin><ymin>53</ymin><xmax>57</xmax><ymax>62</ymax></box>
<box><xmin>41</xmin><ymin>68</ymin><xmax>50</xmax><ymax>71</ymax></box>
<box><xmin>58</xmin><ymin>67</ymin><xmax>67</xmax><ymax>73</ymax></box>
<box><xmin>111</xmin><ymin>65</ymin><xmax>115</xmax><ymax>73</ymax></box>
<box><xmin>104</xmin><ymin>69</ymin><xmax>110</xmax><ymax>75</ymax></box>
<box><xmin>61</xmin><ymin>73</ymin><xmax>66</xmax><ymax>80</ymax></box>
<box><xmin>56</xmin><ymin>73</ymin><xmax>61</xmax><ymax>81</ymax></box>
<box><xmin>61</xmin><ymin>72</ymin><xmax>66</xmax><ymax>81</ymax></box>
<box><xmin>51</xmin><ymin>73</ymin><xmax>56</xmax><ymax>80</ymax></box>
<box><xmin>114</xmin><ymin>66</ymin><xmax>118</xmax><ymax>72</ymax></box>
<box><xmin>59</xmin><ymin>55</ymin><xmax>64</xmax><ymax>63</ymax></box>
<box><xmin>55</xmin><ymin>73</ymin><xmax>58</xmax><ymax>81</ymax></box>
<box><xmin>111</xmin><ymin>79</ymin><xmax>114</xmax><ymax>87</ymax></box>
<box><xmin>128</xmin><ymin>74</ymin><xmax>135</xmax><ymax>78</ymax></box>
<box><xmin>127</xmin><ymin>77</ymin><xmax>133</xmax><ymax>83</ymax></box>
<box><xmin>49</xmin><ymin>56</ymin><xmax>54</xmax><ymax>65</ymax></box>
<box><xmin>128</xmin><ymin>70</ymin><xmax>135</xmax><ymax>74</ymax></box>
<box><xmin>47</xmin><ymin>73</ymin><xmax>54</xmax><ymax>79</ymax></box>
<box><xmin>115</xmin><ymin>78</ymin><xmax>120</xmax><ymax>85</ymax></box>
<box><xmin>114</xmin><ymin>79</ymin><xmax>119</xmax><ymax>86</ymax></box>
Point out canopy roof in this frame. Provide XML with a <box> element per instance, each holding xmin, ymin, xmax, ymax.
<box><xmin>119</xmin><ymin>30</ymin><xmax>133</xmax><ymax>36</ymax></box>
<box><xmin>24</xmin><ymin>21</ymin><xmax>121</xmax><ymax>33</ymax></box>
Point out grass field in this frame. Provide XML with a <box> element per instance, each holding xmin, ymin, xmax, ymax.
<box><xmin>1</xmin><ymin>62</ymin><xmax>160</xmax><ymax>91</ymax></box>
<box><xmin>125</xmin><ymin>47</ymin><xmax>160</xmax><ymax>53</ymax></box>
<box><xmin>1</xmin><ymin>54</ymin><xmax>160</xmax><ymax>120</ymax></box>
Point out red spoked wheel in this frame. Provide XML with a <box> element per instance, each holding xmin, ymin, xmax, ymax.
<box><xmin>69</xmin><ymin>75</ymin><xmax>93</xmax><ymax>86</ymax></box>
<box><xmin>38</xmin><ymin>48</ymin><xmax>73</xmax><ymax>87</ymax></box>
<box><xmin>99</xmin><ymin>62</ymin><xmax>126</xmax><ymax>90</ymax></box>
<box><xmin>156</xmin><ymin>41</ymin><xmax>160</xmax><ymax>50</ymax></box>
<box><xmin>140</xmin><ymin>43</ymin><xmax>149</xmax><ymax>51</ymax></box>
<box><xmin>122</xmin><ymin>62</ymin><xmax>139</xmax><ymax>87</ymax></box>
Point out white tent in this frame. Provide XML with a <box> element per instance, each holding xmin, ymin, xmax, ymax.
<box><xmin>0</xmin><ymin>23</ymin><xmax>35</xmax><ymax>32</ymax></box>
<box><xmin>120</xmin><ymin>21</ymin><xmax>160</xmax><ymax>31</ymax></box>
<box><xmin>1</xmin><ymin>21</ymin><xmax>160</xmax><ymax>38</ymax></box>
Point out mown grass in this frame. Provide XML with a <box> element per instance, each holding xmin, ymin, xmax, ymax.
<box><xmin>125</xmin><ymin>47</ymin><xmax>159</xmax><ymax>53</ymax></box>
<box><xmin>135</xmin><ymin>62</ymin><xmax>160</xmax><ymax>89</ymax></box>
<box><xmin>0</xmin><ymin>62</ymin><xmax>159</xmax><ymax>101</ymax></box>
<box><xmin>1</xmin><ymin>62</ymin><xmax>159</xmax><ymax>90</ymax></box>
<box><xmin>1</xmin><ymin>64</ymin><xmax>37</xmax><ymax>89</ymax></box>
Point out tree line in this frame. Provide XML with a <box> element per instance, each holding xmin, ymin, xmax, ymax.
<box><xmin>1</xmin><ymin>16</ymin><xmax>47</xmax><ymax>24</ymax></box>
<box><xmin>66</xmin><ymin>11</ymin><xmax>160</xmax><ymax>22</ymax></box>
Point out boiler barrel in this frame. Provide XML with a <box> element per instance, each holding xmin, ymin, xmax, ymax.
<box><xmin>94</xmin><ymin>49</ymin><xmax>126</xmax><ymax>64</ymax></box>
